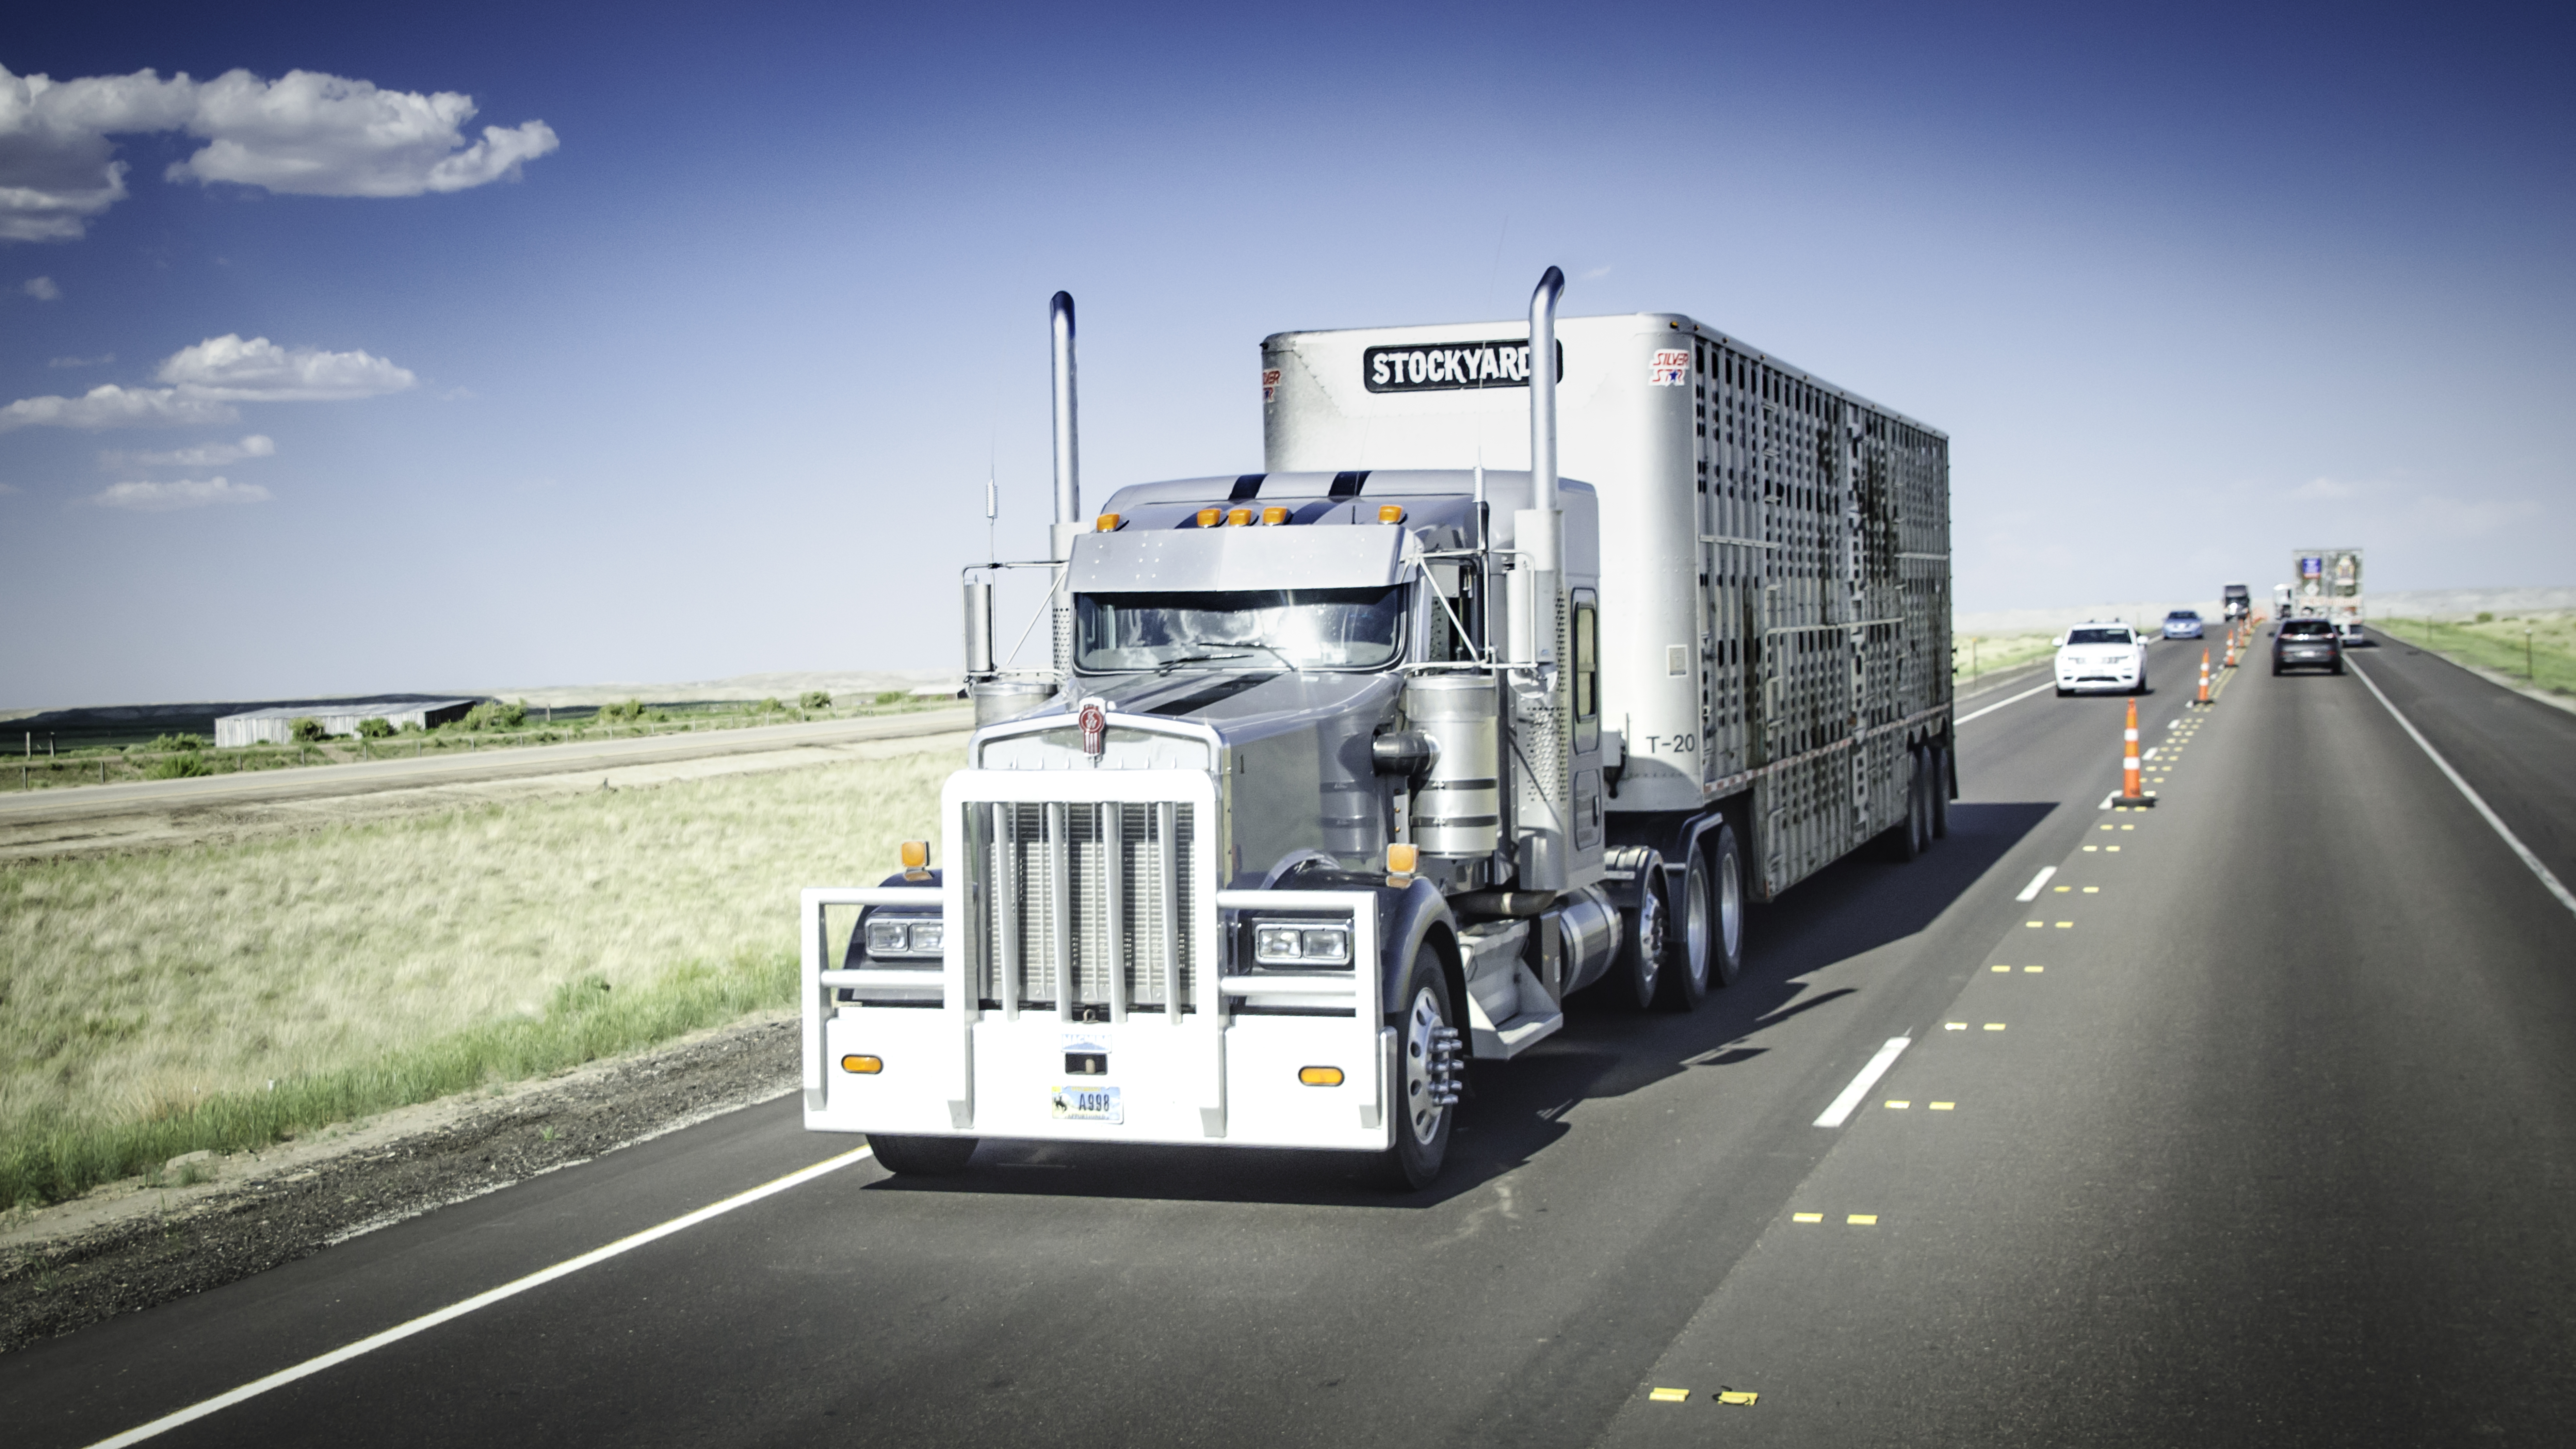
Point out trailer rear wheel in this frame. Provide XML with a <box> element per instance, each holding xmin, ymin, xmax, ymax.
<box><xmin>866</xmin><ymin>1134</ymin><xmax>978</xmax><ymax>1176</ymax></box>
<box><xmin>1887</xmin><ymin>752</ymin><xmax>1926</xmax><ymax>862</ymax></box>
<box><xmin>1376</xmin><ymin>947</ymin><xmax>1458</xmax><ymax>1191</ymax></box>
<box><xmin>1663</xmin><ymin>824</ymin><xmax>1743</xmax><ymax>1006</ymax></box>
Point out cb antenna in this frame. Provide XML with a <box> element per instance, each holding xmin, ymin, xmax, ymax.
<box><xmin>985</xmin><ymin>438</ymin><xmax>998</xmax><ymax>564</ymax></box>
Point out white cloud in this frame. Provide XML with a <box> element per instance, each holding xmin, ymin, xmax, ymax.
<box><xmin>23</xmin><ymin>275</ymin><xmax>58</xmax><ymax>299</ymax></box>
<box><xmin>2290</xmin><ymin>476</ymin><xmax>2363</xmax><ymax>501</ymax></box>
<box><xmin>0</xmin><ymin>62</ymin><xmax>558</xmax><ymax>241</ymax></box>
<box><xmin>88</xmin><ymin>476</ymin><xmax>272</xmax><ymax>511</ymax></box>
<box><xmin>47</xmin><ymin>352</ymin><xmax>111</xmax><ymax>368</ymax></box>
<box><xmin>2</xmin><ymin>334</ymin><xmax>413</xmax><ymax>431</ymax></box>
<box><xmin>108</xmin><ymin>433</ymin><xmax>276</xmax><ymax>468</ymax></box>
<box><xmin>0</xmin><ymin>384</ymin><xmax>237</xmax><ymax>432</ymax></box>
<box><xmin>156</xmin><ymin>334</ymin><xmax>414</xmax><ymax>400</ymax></box>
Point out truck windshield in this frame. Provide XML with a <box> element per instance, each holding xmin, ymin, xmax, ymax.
<box><xmin>1076</xmin><ymin>587</ymin><xmax>1405</xmax><ymax>673</ymax></box>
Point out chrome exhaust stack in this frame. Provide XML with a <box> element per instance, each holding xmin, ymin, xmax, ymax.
<box><xmin>1049</xmin><ymin>291</ymin><xmax>1081</xmax><ymax>683</ymax></box>
<box><xmin>1509</xmin><ymin>266</ymin><xmax>1569</xmax><ymax>891</ymax></box>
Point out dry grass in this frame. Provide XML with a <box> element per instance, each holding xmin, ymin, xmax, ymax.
<box><xmin>0</xmin><ymin>749</ymin><xmax>949</xmax><ymax>1207</ymax></box>
<box><xmin>1954</xmin><ymin>633</ymin><xmax>2057</xmax><ymax>687</ymax></box>
<box><xmin>2375</xmin><ymin>612</ymin><xmax>2576</xmax><ymax>696</ymax></box>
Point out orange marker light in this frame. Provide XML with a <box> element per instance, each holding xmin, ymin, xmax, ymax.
<box><xmin>900</xmin><ymin>840</ymin><xmax>930</xmax><ymax>870</ymax></box>
<box><xmin>1227</xmin><ymin>507</ymin><xmax>1254</xmax><ymax>527</ymax></box>
<box><xmin>1195</xmin><ymin>508</ymin><xmax>1221</xmax><ymax>528</ymax></box>
<box><xmin>1298</xmin><ymin>1066</ymin><xmax>1345</xmax><ymax>1087</ymax></box>
<box><xmin>1260</xmin><ymin>505</ymin><xmax>1289</xmax><ymax>525</ymax></box>
<box><xmin>1387</xmin><ymin>843</ymin><xmax>1419</xmax><ymax>874</ymax></box>
<box><xmin>841</xmin><ymin>1055</ymin><xmax>883</xmax><ymax>1074</ymax></box>
<box><xmin>1377</xmin><ymin>504</ymin><xmax>1406</xmax><ymax>524</ymax></box>
<box><xmin>1094</xmin><ymin>513</ymin><xmax>1121</xmax><ymax>532</ymax></box>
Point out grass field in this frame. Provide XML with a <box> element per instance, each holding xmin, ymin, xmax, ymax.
<box><xmin>0</xmin><ymin>749</ymin><xmax>949</xmax><ymax>1209</ymax></box>
<box><xmin>1954</xmin><ymin>633</ymin><xmax>2057</xmax><ymax>688</ymax></box>
<box><xmin>2373</xmin><ymin>613</ymin><xmax>2576</xmax><ymax>697</ymax></box>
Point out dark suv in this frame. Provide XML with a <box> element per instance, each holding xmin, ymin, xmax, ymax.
<box><xmin>2273</xmin><ymin>618</ymin><xmax>2343</xmax><ymax>675</ymax></box>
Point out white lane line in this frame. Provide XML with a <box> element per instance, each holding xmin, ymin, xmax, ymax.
<box><xmin>2351</xmin><ymin>661</ymin><xmax>2576</xmax><ymax>920</ymax></box>
<box><xmin>2143</xmin><ymin>747</ymin><xmax>2160</xmax><ymax>761</ymax></box>
<box><xmin>2097</xmin><ymin>790</ymin><xmax>2118</xmax><ymax>811</ymax></box>
<box><xmin>2015</xmin><ymin>866</ymin><xmax>2057</xmax><ymax>901</ymax></box>
<box><xmin>85</xmin><ymin>1146</ymin><xmax>878</xmax><ymax>1449</ymax></box>
<box><xmin>1815</xmin><ymin>1038</ymin><xmax>1912</xmax><ymax>1127</ymax></box>
<box><xmin>1955</xmin><ymin>681</ymin><xmax>2054</xmax><ymax>725</ymax></box>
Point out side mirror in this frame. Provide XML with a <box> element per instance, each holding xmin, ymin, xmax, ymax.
<box><xmin>2051</xmin><ymin>635</ymin><xmax>2066</xmax><ymax>647</ymax></box>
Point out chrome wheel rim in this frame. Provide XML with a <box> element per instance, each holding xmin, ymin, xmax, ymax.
<box><xmin>1403</xmin><ymin>985</ymin><xmax>1447</xmax><ymax>1146</ymax></box>
<box><xmin>1686</xmin><ymin>856</ymin><xmax>1714</xmax><ymax>990</ymax></box>
<box><xmin>1718</xmin><ymin>841</ymin><xmax>1743</xmax><ymax>964</ymax></box>
<box><xmin>1636</xmin><ymin>881</ymin><xmax>1665</xmax><ymax>999</ymax></box>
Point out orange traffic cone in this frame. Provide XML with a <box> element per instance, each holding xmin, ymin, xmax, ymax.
<box><xmin>2223</xmin><ymin>633</ymin><xmax>2239</xmax><ymax>670</ymax></box>
<box><xmin>2117</xmin><ymin>698</ymin><xmax>2156</xmax><ymax>807</ymax></box>
<box><xmin>2194</xmin><ymin>649</ymin><xmax>2211</xmax><ymax>707</ymax></box>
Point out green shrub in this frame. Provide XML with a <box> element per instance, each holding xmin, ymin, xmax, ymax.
<box><xmin>799</xmin><ymin>691</ymin><xmax>832</xmax><ymax>710</ymax></box>
<box><xmin>459</xmin><ymin>699</ymin><xmax>529</xmax><ymax>732</ymax></box>
<box><xmin>146</xmin><ymin>732</ymin><xmax>206</xmax><ymax>753</ymax></box>
<box><xmin>2478</xmin><ymin>611</ymin><xmax>2496</xmax><ymax>623</ymax></box>
<box><xmin>146</xmin><ymin>754</ymin><xmax>215</xmax><ymax>780</ymax></box>
<box><xmin>755</xmin><ymin>697</ymin><xmax>785</xmax><ymax>714</ymax></box>
<box><xmin>288</xmin><ymin>717</ymin><xmax>328</xmax><ymax>743</ymax></box>
<box><xmin>356</xmin><ymin>717</ymin><xmax>396</xmax><ymax>739</ymax></box>
<box><xmin>874</xmin><ymin>690</ymin><xmax>907</xmax><ymax>706</ymax></box>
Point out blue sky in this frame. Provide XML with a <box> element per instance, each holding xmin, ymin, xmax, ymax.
<box><xmin>3</xmin><ymin>1</ymin><xmax>2569</xmax><ymax>707</ymax></box>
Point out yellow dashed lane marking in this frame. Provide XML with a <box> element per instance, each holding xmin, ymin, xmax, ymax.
<box><xmin>1847</xmin><ymin>1214</ymin><xmax>1878</xmax><ymax>1225</ymax></box>
<box><xmin>2025</xmin><ymin>921</ymin><xmax>2043</xmax><ymax>928</ymax></box>
<box><xmin>2024</xmin><ymin>965</ymin><xmax>2045</xmax><ymax>972</ymax></box>
<box><xmin>1992</xmin><ymin>964</ymin><xmax>2011</xmax><ymax>972</ymax></box>
<box><xmin>1718</xmin><ymin>1391</ymin><xmax>1760</xmax><ymax>1406</ymax></box>
<box><xmin>2055</xmin><ymin>921</ymin><xmax>2074</xmax><ymax>928</ymax></box>
<box><xmin>1886</xmin><ymin>1099</ymin><xmax>1910</xmax><ymax>1109</ymax></box>
<box><xmin>1930</xmin><ymin>1101</ymin><xmax>1955</xmax><ymax>1110</ymax></box>
<box><xmin>1984</xmin><ymin>1023</ymin><xmax>2006</xmax><ymax>1031</ymax></box>
<box><xmin>2082</xmin><ymin>886</ymin><xmax>2099</xmax><ymax>893</ymax></box>
<box><xmin>1792</xmin><ymin>1212</ymin><xmax>1823</xmax><ymax>1223</ymax></box>
<box><xmin>1649</xmin><ymin>1387</ymin><xmax>1690</xmax><ymax>1403</ymax></box>
<box><xmin>1945</xmin><ymin>1022</ymin><xmax>1967</xmax><ymax>1031</ymax></box>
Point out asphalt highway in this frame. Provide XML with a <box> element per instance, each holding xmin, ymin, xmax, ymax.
<box><xmin>8</xmin><ymin>639</ymin><xmax>2573</xmax><ymax>1447</ymax></box>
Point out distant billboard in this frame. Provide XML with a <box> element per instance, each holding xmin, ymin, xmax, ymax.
<box><xmin>2291</xmin><ymin>548</ymin><xmax>2362</xmax><ymax>604</ymax></box>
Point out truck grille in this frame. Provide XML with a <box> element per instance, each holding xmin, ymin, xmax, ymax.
<box><xmin>964</xmin><ymin>799</ymin><xmax>1201</xmax><ymax>1017</ymax></box>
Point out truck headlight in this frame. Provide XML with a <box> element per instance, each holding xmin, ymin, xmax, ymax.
<box><xmin>1254</xmin><ymin>923</ymin><xmax>1351</xmax><ymax>966</ymax></box>
<box><xmin>864</xmin><ymin>917</ymin><xmax>942</xmax><ymax>958</ymax></box>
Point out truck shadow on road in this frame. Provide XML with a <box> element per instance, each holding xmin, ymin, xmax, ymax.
<box><xmin>865</xmin><ymin>800</ymin><xmax>2054</xmax><ymax>1209</ymax></box>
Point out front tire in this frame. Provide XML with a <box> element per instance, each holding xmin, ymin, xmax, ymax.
<box><xmin>1376</xmin><ymin>948</ymin><xmax>1458</xmax><ymax>1191</ymax></box>
<box><xmin>867</xmin><ymin>1133</ymin><xmax>978</xmax><ymax>1176</ymax></box>
<box><xmin>1608</xmin><ymin>868</ymin><xmax>1669</xmax><ymax>1010</ymax></box>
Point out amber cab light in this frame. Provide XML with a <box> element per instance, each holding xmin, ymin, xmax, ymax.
<box><xmin>1195</xmin><ymin>508</ymin><xmax>1222</xmax><ymax>527</ymax></box>
<box><xmin>1094</xmin><ymin>513</ymin><xmax>1121</xmax><ymax>531</ymax></box>
<box><xmin>1299</xmin><ymin>1066</ymin><xmax>1345</xmax><ymax>1087</ymax></box>
<box><xmin>1226</xmin><ymin>507</ymin><xmax>1255</xmax><ymax>527</ymax></box>
<box><xmin>1386</xmin><ymin>843</ymin><xmax>1419</xmax><ymax>874</ymax></box>
<box><xmin>841</xmin><ymin>1055</ymin><xmax>884</xmax><ymax>1074</ymax></box>
<box><xmin>1260</xmin><ymin>505</ymin><xmax>1289</xmax><ymax>525</ymax></box>
<box><xmin>899</xmin><ymin>839</ymin><xmax>930</xmax><ymax>870</ymax></box>
<box><xmin>1377</xmin><ymin>504</ymin><xmax>1406</xmax><ymax>523</ymax></box>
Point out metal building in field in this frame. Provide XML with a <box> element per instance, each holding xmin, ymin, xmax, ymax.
<box><xmin>214</xmin><ymin>699</ymin><xmax>480</xmax><ymax>747</ymax></box>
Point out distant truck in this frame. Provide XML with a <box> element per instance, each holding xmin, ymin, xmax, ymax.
<box><xmin>2221</xmin><ymin>583</ymin><xmax>2252</xmax><ymax>621</ymax></box>
<box><xmin>801</xmin><ymin>273</ymin><xmax>1953</xmax><ymax>1188</ymax></box>
<box><xmin>2290</xmin><ymin>547</ymin><xmax>2366</xmax><ymax>643</ymax></box>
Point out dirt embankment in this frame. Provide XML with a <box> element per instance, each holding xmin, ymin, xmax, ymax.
<box><xmin>0</xmin><ymin>1014</ymin><xmax>799</xmax><ymax>1355</ymax></box>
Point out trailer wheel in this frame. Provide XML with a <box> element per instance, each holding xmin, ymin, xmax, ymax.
<box><xmin>1887</xmin><ymin>752</ymin><xmax>1925</xmax><ymax>862</ymax></box>
<box><xmin>1662</xmin><ymin>824</ymin><xmax>1743</xmax><ymax>1007</ymax></box>
<box><xmin>1376</xmin><ymin>948</ymin><xmax>1458</xmax><ymax>1190</ymax></box>
<box><xmin>866</xmin><ymin>1133</ymin><xmax>978</xmax><ymax>1176</ymax></box>
<box><xmin>1930</xmin><ymin>744</ymin><xmax>1952</xmax><ymax>840</ymax></box>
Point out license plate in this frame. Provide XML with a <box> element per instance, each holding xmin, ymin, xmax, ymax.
<box><xmin>1051</xmin><ymin>1084</ymin><xmax>1123</xmax><ymax>1123</ymax></box>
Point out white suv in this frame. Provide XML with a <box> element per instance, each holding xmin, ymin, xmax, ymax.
<box><xmin>2055</xmin><ymin>623</ymin><xmax>2148</xmax><ymax>696</ymax></box>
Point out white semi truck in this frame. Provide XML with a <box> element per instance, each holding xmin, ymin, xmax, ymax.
<box><xmin>802</xmin><ymin>271</ymin><xmax>1953</xmax><ymax>1188</ymax></box>
<box><xmin>2290</xmin><ymin>547</ymin><xmax>2366</xmax><ymax>643</ymax></box>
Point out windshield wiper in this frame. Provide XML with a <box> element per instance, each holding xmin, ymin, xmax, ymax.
<box><xmin>1152</xmin><ymin>652</ymin><xmax>1252</xmax><ymax>673</ymax></box>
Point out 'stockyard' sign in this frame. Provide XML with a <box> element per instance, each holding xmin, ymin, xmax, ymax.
<box><xmin>1363</xmin><ymin>339</ymin><xmax>1565</xmax><ymax>393</ymax></box>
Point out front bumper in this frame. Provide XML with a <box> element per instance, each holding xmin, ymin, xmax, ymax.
<box><xmin>800</xmin><ymin>767</ymin><xmax>1399</xmax><ymax>1152</ymax></box>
